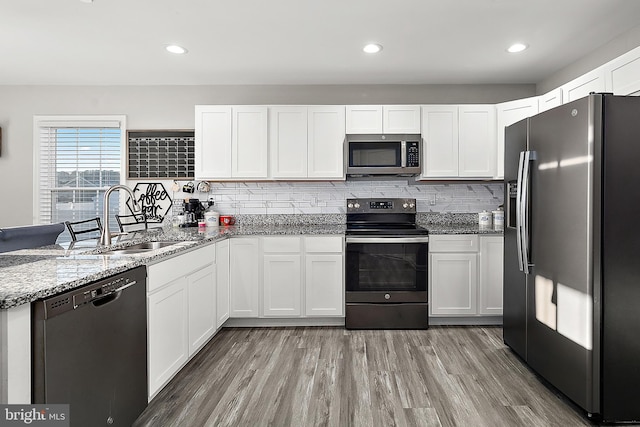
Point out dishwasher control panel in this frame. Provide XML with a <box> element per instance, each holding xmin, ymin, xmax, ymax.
<box><xmin>40</xmin><ymin>266</ymin><xmax>144</xmax><ymax>319</ymax></box>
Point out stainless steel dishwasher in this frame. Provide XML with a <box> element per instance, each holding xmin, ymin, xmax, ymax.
<box><xmin>32</xmin><ymin>266</ymin><xmax>147</xmax><ymax>427</ymax></box>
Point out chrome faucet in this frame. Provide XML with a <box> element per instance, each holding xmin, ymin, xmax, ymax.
<box><xmin>99</xmin><ymin>184</ymin><xmax>141</xmax><ymax>246</ymax></box>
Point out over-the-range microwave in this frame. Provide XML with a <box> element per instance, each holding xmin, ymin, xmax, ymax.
<box><xmin>345</xmin><ymin>134</ymin><xmax>422</xmax><ymax>176</ymax></box>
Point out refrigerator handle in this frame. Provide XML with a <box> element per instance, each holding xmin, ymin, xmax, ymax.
<box><xmin>516</xmin><ymin>151</ymin><xmax>526</xmax><ymax>272</ymax></box>
<box><xmin>521</xmin><ymin>150</ymin><xmax>535</xmax><ymax>274</ymax></box>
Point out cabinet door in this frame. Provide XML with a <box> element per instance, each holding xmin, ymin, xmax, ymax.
<box><xmin>430</xmin><ymin>253</ymin><xmax>478</xmax><ymax>316</ymax></box>
<box><xmin>458</xmin><ymin>105</ymin><xmax>496</xmax><ymax>178</ymax></box>
<box><xmin>606</xmin><ymin>46</ymin><xmax>640</xmax><ymax>96</ymax></box>
<box><xmin>195</xmin><ymin>105</ymin><xmax>232</xmax><ymax>179</ymax></box>
<box><xmin>307</xmin><ymin>106</ymin><xmax>346</xmax><ymax>179</ymax></box>
<box><xmin>538</xmin><ymin>88</ymin><xmax>563</xmax><ymax>113</ymax></box>
<box><xmin>269</xmin><ymin>106</ymin><xmax>308</xmax><ymax>178</ymax></box>
<box><xmin>421</xmin><ymin>105</ymin><xmax>459</xmax><ymax>177</ymax></box>
<box><xmin>479</xmin><ymin>236</ymin><xmax>504</xmax><ymax>315</ymax></box>
<box><xmin>187</xmin><ymin>264</ymin><xmax>216</xmax><ymax>356</ymax></box>
<box><xmin>216</xmin><ymin>239</ymin><xmax>230</xmax><ymax>328</ymax></box>
<box><xmin>305</xmin><ymin>254</ymin><xmax>344</xmax><ymax>316</ymax></box>
<box><xmin>232</xmin><ymin>106</ymin><xmax>268</xmax><ymax>178</ymax></box>
<box><xmin>383</xmin><ymin>105</ymin><xmax>421</xmax><ymax>133</ymax></box>
<box><xmin>147</xmin><ymin>278</ymin><xmax>189</xmax><ymax>398</ymax></box>
<box><xmin>495</xmin><ymin>97</ymin><xmax>539</xmax><ymax>179</ymax></box>
<box><xmin>229</xmin><ymin>238</ymin><xmax>260</xmax><ymax>317</ymax></box>
<box><xmin>562</xmin><ymin>68</ymin><xmax>606</xmax><ymax>103</ymax></box>
<box><xmin>263</xmin><ymin>254</ymin><xmax>302</xmax><ymax>316</ymax></box>
<box><xmin>346</xmin><ymin>105</ymin><xmax>383</xmax><ymax>133</ymax></box>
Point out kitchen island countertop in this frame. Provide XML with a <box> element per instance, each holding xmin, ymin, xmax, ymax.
<box><xmin>0</xmin><ymin>224</ymin><xmax>346</xmax><ymax>309</ymax></box>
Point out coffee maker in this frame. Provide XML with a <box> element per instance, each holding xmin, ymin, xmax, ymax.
<box><xmin>181</xmin><ymin>198</ymin><xmax>205</xmax><ymax>227</ymax></box>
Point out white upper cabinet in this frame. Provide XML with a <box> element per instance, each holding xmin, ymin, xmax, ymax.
<box><xmin>561</xmin><ymin>68</ymin><xmax>606</xmax><ymax>103</ymax></box>
<box><xmin>421</xmin><ymin>105</ymin><xmax>459</xmax><ymax>177</ymax></box>
<box><xmin>495</xmin><ymin>97</ymin><xmax>539</xmax><ymax>179</ymax></box>
<box><xmin>458</xmin><ymin>105</ymin><xmax>496</xmax><ymax>178</ymax></box>
<box><xmin>307</xmin><ymin>106</ymin><xmax>346</xmax><ymax>179</ymax></box>
<box><xmin>346</xmin><ymin>105</ymin><xmax>420</xmax><ymax>134</ymax></box>
<box><xmin>195</xmin><ymin>105</ymin><xmax>267</xmax><ymax>180</ymax></box>
<box><xmin>197</xmin><ymin>105</ymin><xmax>344</xmax><ymax>181</ymax></box>
<box><xmin>422</xmin><ymin>105</ymin><xmax>496</xmax><ymax>179</ymax></box>
<box><xmin>195</xmin><ymin>106</ymin><xmax>232</xmax><ymax>179</ymax></box>
<box><xmin>269</xmin><ymin>106</ymin><xmax>345</xmax><ymax>180</ymax></box>
<box><xmin>605</xmin><ymin>45</ymin><xmax>640</xmax><ymax>96</ymax></box>
<box><xmin>538</xmin><ymin>88</ymin><xmax>563</xmax><ymax>113</ymax></box>
<box><xmin>346</xmin><ymin>105</ymin><xmax>383</xmax><ymax>133</ymax></box>
<box><xmin>269</xmin><ymin>106</ymin><xmax>308</xmax><ymax>178</ymax></box>
<box><xmin>232</xmin><ymin>106</ymin><xmax>268</xmax><ymax>178</ymax></box>
<box><xmin>382</xmin><ymin>105</ymin><xmax>421</xmax><ymax>133</ymax></box>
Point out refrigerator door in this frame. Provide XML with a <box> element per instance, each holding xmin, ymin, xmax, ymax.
<box><xmin>527</xmin><ymin>96</ymin><xmax>598</xmax><ymax>414</ymax></box>
<box><xmin>599</xmin><ymin>95</ymin><xmax>640</xmax><ymax>421</ymax></box>
<box><xmin>503</xmin><ymin>118</ymin><xmax>528</xmax><ymax>360</ymax></box>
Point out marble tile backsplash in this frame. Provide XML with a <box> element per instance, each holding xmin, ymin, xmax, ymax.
<box><xmin>198</xmin><ymin>180</ymin><xmax>504</xmax><ymax>216</ymax></box>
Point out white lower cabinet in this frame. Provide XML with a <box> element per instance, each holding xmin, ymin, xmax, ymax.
<box><xmin>187</xmin><ymin>264</ymin><xmax>216</xmax><ymax>355</ymax></box>
<box><xmin>216</xmin><ymin>239</ymin><xmax>230</xmax><ymax>328</ymax></box>
<box><xmin>429</xmin><ymin>235</ymin><xmax>503</xmax><ymax>318</ymax></box>
<box><xmin>430</xmin><ymin>253</ymin><xmax>478</xmax><ymax>315</ymax></box>
<box><xmin>261</xmin><ymin>235</ymin><xmax>344</xmax><ymax>318</ymax></box>
<box><xmin>229</xmin><ymin>237</ymin><xmax>260</xmax><ymax>317</ymax></box>
<box><xmin>304</xmin><ymin>236</ymin><xmax>344</xmax><ymax>317</ymax></box>
<box><xmin>147</xmin><ymin>277</ymin><xmax>189</xmax><ymax>399</ymax></box>
<box><xmin>147</xmin><ymin>243</ymin><xmax>216</xmax><ymax>399</ymax></box>
<box><xmin>479</xmin><ymin>236</ymin><xmax>504</xmax><ymax>315</ymax></box>
<box><xmin>262</xmin><ymin>237</ymin><xmax>302</xmax><ymax>317</ymax></box>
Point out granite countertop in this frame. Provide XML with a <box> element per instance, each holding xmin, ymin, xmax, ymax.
<box><xmin>425</xmin><ymin>224</ymin><xmax>504</xmax><ymax>235</ymax></box>
<box><xmin>0</xmin><ymin>219</ymin><xmax>501</xmax><ymax>310</ymax></box>
<box><xmin>0</xmin><ymin>224</ymin><xmax>345</xmax><ymax>309</ymax></box>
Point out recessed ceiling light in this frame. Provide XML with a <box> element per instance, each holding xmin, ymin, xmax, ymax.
<box><xmin>80</xmin><ymin>0</ymin><xmax>94</xmax><ymax>3</ymax></box>
<box><xmin>363</xmin><ymin>43</ymin><xmax>383</xmax><ymax>54</ymax></box>
<box><xmin>166</xmin><ymin>45</ymin><xmax>188</xmax><ymax>54</ymax></box>
<box><xmin>507</xmin><ymin>43</ymin><xmax>528</xmax><ymax>53</ymax></box>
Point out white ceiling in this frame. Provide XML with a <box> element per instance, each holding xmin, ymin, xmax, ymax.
<box><xmin>2</xmin><ymin>0</ymin><xmax>640</xmax><ymax>86</ymax></box>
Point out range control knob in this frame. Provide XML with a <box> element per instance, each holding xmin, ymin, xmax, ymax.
<box><xmin>403</xmin><ymin>203</ymin><xmax>409</xmax><ymax>209</ymax></box>
<box><xmin>409</xmin><ymin>202</ymin><xmax>415</xmax><ymax>208</ymax></box>
<box><xmin>347</xmin><ymin>203</ymin><xmax>353</xmax><ymax>209</ymax></box>
<box><xmin>384</xmin><ymin>293</ymin><xmax>391</xmax><ymax>300</ymax></box>
<box><xmin>354</xmin><ymin>203</ymin><xmax>360</xmax><ymax>209</ymax></box>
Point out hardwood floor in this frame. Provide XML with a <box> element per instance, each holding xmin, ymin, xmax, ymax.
<box><xmin>134</xmin><ymin>326</ymin><xmax>594</xmax><ymax>427</ymax></box>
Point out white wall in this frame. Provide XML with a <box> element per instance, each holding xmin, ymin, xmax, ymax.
<box><xmin>0</xmin><ymin>84</ymin><xmax>532</xmax><ymax>226</ymax></box>
<box><xmin>537</xmin><ymin>24</ymin><xmax>640</xmax><ymax>94</ymax></box>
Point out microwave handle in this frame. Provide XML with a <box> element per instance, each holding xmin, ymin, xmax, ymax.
<box><xmin>401</xmin><ymin>141</ymin><xmax>406</xmax><ymax>167</ymax></box>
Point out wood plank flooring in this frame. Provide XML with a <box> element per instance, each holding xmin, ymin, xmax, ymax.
<box><xmin>133</xmin><ymin>326</ymin><xmax>595</xmax><ymax>427</ymax></box>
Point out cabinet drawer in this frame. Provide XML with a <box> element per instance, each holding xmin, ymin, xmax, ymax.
<box><xmin>148</xmin><ymin>244</ymin><xmax>216</xmax><ymax>293</ymax></box>
<box><xmin>262</xmin><ymin>237</ymin><xmax>301</xmax><ymax>253</ymax></box>
<box><xmin>305</xmin><ymin>236</ymin><xmax>343</xmax><ymax>253</ymax></box>
<box><xmin>429</xmin><ymin>235</ymin><xmax>479</xmax><ymax>253</ymax></box>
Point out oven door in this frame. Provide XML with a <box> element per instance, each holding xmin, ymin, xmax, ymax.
<box><xmin>345</xmin><ymin>236</ymin><xmax>428</xmax><ymax>303</ymax></box>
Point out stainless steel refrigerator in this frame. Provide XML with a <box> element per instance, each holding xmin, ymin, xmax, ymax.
<box><xmin>503</xmin><ymin>93</ymin><xmax>640</xmax><ymax>423</ymax></box>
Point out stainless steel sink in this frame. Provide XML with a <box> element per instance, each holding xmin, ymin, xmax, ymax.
<box><xmin>100</xmin><ymin>241</ymin><xmax>177</xmax><ymax>255</ymax></box>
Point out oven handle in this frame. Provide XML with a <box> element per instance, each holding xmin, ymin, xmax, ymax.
<box><xmin>345</xmin><ymin>236</ymin><xmax>429</xmax><ymax>244</ymax></box>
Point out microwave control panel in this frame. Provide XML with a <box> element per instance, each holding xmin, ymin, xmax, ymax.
<box><xmin>406</xmin><ymin>141</ymin><xmax>420</xmax><ymax>167</ymax></box>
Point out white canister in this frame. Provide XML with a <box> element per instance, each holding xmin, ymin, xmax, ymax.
<box><xmin>492</xmin><ymin>208</ymin><xmax>505</xmax><ymax>229</ymax></box>
<box><xmin>204</xmin><ymin>211</ymin><xmax>220</xmax><ymax>227</ymax></box>
<box><xmin>478</xmin><ymin>210</ymin><xmax>492</xmax><ymax>227</ymax></box>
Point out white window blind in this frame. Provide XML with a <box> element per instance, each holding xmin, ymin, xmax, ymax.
<box><xmin>34</xmin><ymin>116</ymin><xmax>126</xmax><ymax>242</ymax></box>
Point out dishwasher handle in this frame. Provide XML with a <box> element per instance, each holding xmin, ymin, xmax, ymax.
<box><xmin>73</xmin><ymin>280</ymin><xmax>138</xmax><ymax>309</ymax></box>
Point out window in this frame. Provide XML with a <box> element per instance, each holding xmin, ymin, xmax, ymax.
<box><xmin>34</xmin><ymin>116</ymin><xmax>126</xmax><ymax>242</ymax></box>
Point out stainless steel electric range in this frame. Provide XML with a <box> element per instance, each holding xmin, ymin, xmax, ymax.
<box><xmin>345</xmin><ymin>198</ymin><xmax>429</xmax><ymax>329</ymax></box>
